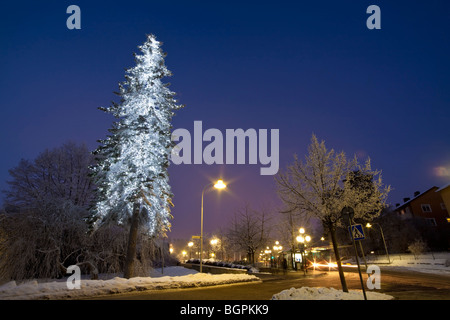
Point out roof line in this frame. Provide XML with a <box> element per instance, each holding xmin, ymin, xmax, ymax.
<box><xmin>395</xmin><ymin>186</ymin><xmax>438</xmax><ymax>210</ymax></box>
<box><xmin>436</xmin><ymin>183</ymin><xmax>450</xmax><ymax>192</ymax></box>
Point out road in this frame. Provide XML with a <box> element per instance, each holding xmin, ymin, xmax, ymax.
<box><xmin>89</xmin><ymin>267</ymin><xmax>450</xmax><ymax>300</ymax></box>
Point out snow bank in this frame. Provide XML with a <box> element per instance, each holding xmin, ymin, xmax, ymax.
<box><xmin>271</xmin><ymin>287</ymin><xmax>394</xmax><ymax>300</ymax></box>
<box><xmin>362</xmin><ymin>255</ymin><xmax>450</xmax><ymax>276</ymax></box>
<box><xmin>149</xmin><ymin>266</ymin><xmax>198</xmax><ymax>277</ymax></box>
<box><xmin>0</xmin><ymin>267</ymin><xmax>259</xmax><ymax>300</ymax></box>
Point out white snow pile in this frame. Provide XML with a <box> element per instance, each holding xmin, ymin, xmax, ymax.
<box><xmin>0</xmin><ymin>267</ymin><xmax>259</xmax><ymax>300</ymax></box>
<box><xmin>272</xmin><ymin>287</ymin><xmax>394</xmax><ymax>300</ymax></box>
<box><xmin>361</xmin><ymin>252</ymin><xmax>450</xmax><ymax>276</ymax></box>
<box><xmin>381</xmin><ymin>258</ymin><xmax>450</xmax><ymax>275</ymax></box>
<box><xmin>149</xmin><ymin>266</ymin><xmax>198</xmax><ymax>277</ymax></box>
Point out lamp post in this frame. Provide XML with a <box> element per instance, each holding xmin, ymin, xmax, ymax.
<box><xmin>342</xmin><ymin>206</ymin><xmax>367</xmax><ymax>300</ymax></box>
<box><xmin>210</xmin><ymin>238</ymin><xmax>219</xmax><ymax>260</ymax></box>
<box><xmin>296</xmin><ymin>228</ymin><xmax>311</xmax><ymax>275</ymax></box>
<box><xmin>366</xmin><ymin>222</ymin><xmax>390</xmax><ymax>264</ymax></box>
<box><xmin>200</xmin><ymin>179</ymin><xmax>226</xmax><ymax>273</ymax></box>
<box><xmin>264</xmin><ymin>247</ymin><xmax>272</xmax><ymax>267</ymax></box>
<box><xmin>188</xmin><ymin>241</ymin><xmax>194</xmax><ymax>260</ymax></box>
<box><xmin>273</xmin><ymin>241</ymin><xmax>283</xmax><ymax>269</ymax></box>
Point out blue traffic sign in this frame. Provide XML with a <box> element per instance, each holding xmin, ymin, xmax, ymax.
<box><xmin>348</xmin><ymin>224</ymin><xmax>365</xmax><ymax>241</ymax></box>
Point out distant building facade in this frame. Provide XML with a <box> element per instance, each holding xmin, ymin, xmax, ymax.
<box><xmin>437</xmin><ymin>184</ymin><xmax>450</xmax><ymax>223</ymax></box>
<box><xmin>394</xmin><ymin>185</ymin><xmax>450</xmax><ymax>250</ymax></box>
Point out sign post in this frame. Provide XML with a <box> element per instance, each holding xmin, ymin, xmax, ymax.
<box><xmin>349</xmin><ymin>224</ymin><xmax>365</xmax><ymax>241</ymax></box>
<box><xmin>341</xmin><ymin>206</ymin><xmax>367</xmax><ymax>300</ymax></box>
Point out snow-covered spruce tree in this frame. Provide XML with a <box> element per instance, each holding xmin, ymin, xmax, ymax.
<box><xmin>92</xmin><ymin>34</ymin><xmax>183</xmax><ymax>278</ymax></box>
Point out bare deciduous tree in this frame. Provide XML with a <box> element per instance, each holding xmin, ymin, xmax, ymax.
<box><xmin>275</xmin><ymin>134</ymin><xmax>390</xmax><ymax>292</ymax></box>
<box><xmin>4</xmin><ymin>141</ymin><xmax>95</xmax><ymax>211</ymax></box>
<box><xmin>0</xmin><ymin>143</ymin><xmax>98</xmax><ymax>281</ymax></box>
<box><xmin>0</xmin><ymin>142</ymin><xmax>162</xmax><ymax>283</ymax></box>
<box><xmin>0</xmin><ymin>200</ymin><xmax>92</xmax><ymax>281</ymax></box>
<box><xmin>226</xmin><ymin>204</ymin><xmax>272</xmax><ymax>265</ymax></box>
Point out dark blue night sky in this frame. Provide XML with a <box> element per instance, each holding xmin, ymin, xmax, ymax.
<box><xmin>1</xmin><ymin>1</ymin><xmax>449</xmax><ymax>239</ymax></box>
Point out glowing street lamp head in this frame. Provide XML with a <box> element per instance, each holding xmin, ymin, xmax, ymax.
<box><xmin>305</xmin><ymin>235</ymin><xmax>311</xmax><ymax>242</ymax></box>
<box><xmin>299</xmin><ymin>228</ymin><xmax>305</xmax><ymax>234</ymax></box>
<box><xmin>214</xmin><ymin>179</ymin><xmax>226</xmax><ymax>189</ymax></box>
<box><xmin>296</xmin><ymin>236</ymin><xmax>305</xmax><ymax>243</ymax></box>
<box><xmin>366</xmin><ymin>223</ymin><xmax>372</xmax><ymax>228</ymax></box>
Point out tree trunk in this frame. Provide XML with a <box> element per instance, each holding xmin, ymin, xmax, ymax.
<box><xmin>123</xmin><ymin>201</ymin><xmax>140</xmax><ymax>279</ymax></box>
<box><xmin>329</xmin><ymin>224</ymin><xmax>348</xmax><ymax>292</ymax></box>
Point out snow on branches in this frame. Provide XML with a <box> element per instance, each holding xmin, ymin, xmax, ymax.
<box><xmin>92</xmin><ymin>34</ymin><xmax>183</xmax><ymax>237</ymax></box>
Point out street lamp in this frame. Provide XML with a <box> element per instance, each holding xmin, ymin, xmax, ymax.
<box><xmin>188</xmin><ymin>241</ymin><xmax>194</xmax><ymax>259</ymax></box>
<box><xmin>273</xmin><ymin>243</ymin><xmax>283</xmax><ymax>252</ymax></box>
<box><xmin>200</xmin><ymin>179</ymin><xmax>227</xmax><ymax>272</ymax></box>
<box><xmin>296</xmin><ymin>228</ymin><xmax>311</xmax><ymax>275</ymax></box>
<box><xmin>264</xmin><ymin>247</ymin><xmax>272</xmax><ymax>267</ymax></box>
<box><xmin>210</xmin><ymin>238</ymin><xmax>219</xmax><ymax>260</ymax></box>
<box><xmin>273</xmin><ymin>241</ymin><xmax>283</xmax><ymax>269</ymax></box>
<box><xmin>366</xmin><ymin>222</ymin><xmax>390</xmax><ymax>264</ymax></box>
<box><xmin>214</xmin><ymin>180</ymin><xmax>226</xmax><ymax>189</ymax></box>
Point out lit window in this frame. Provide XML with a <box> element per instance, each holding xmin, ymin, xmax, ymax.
<box><xmin>421</xmin><ymin>204</ymin><xmax>432</xmax><ymax>213</ymax></box>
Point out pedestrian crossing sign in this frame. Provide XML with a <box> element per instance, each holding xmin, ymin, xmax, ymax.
<box><xmin>349</xmin><ymin>224</ymin><xmax>365</xmax><ymax>241</ymax></box>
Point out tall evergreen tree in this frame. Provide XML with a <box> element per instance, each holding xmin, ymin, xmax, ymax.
<box><xmin>92</xmin><ymin>34</ymin><xmax>183</xmax><ymax>278</ymax></box>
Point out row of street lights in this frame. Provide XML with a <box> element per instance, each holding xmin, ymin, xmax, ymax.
<box><xmin>182</xmin><ymin>238</ymin><xmax>221</xmax><ymax>260</ymax></box>
<box><xmin>261</xmin><ymin>241</ymin><xmax>284</xmax><ymax>267</ymax></box>
<box><xmin>179</xmin><ymin>223</ymin><xmax>389</xmax><ymax>269</ymax></box>
<box><xmin>191</xmin><ymin>178</ymin><xmax>390</xmax><ymax>273</ymax></box>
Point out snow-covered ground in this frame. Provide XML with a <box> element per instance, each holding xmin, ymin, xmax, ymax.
<box><xmin>272</xmin><ymin>287</ymin><xmax>394</xmax><ymax>300</ymax></box>
<box><xmin>1</xmin><ymin>253</ymin><xmax>448</xmax><ymax>300</ymax></box>
<box><xmin>363</xmin><ymin>252</ymin><xmax>450</xmax><ymax>276</ymax></box>
<box><xmin>271</xmin><ymin>254</ymin><xmax>449</xmax><ymax>300</ymax></box>
<box><xmin>0</xmin><ymin>267</ymin><xmax>259</xmax><ymax>300</ymax></box>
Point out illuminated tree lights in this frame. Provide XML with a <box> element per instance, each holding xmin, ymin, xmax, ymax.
<box><xmin>92</xmin><ymin>34</ymin><xmax>183</xmax><ymax>239</ymax></box>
